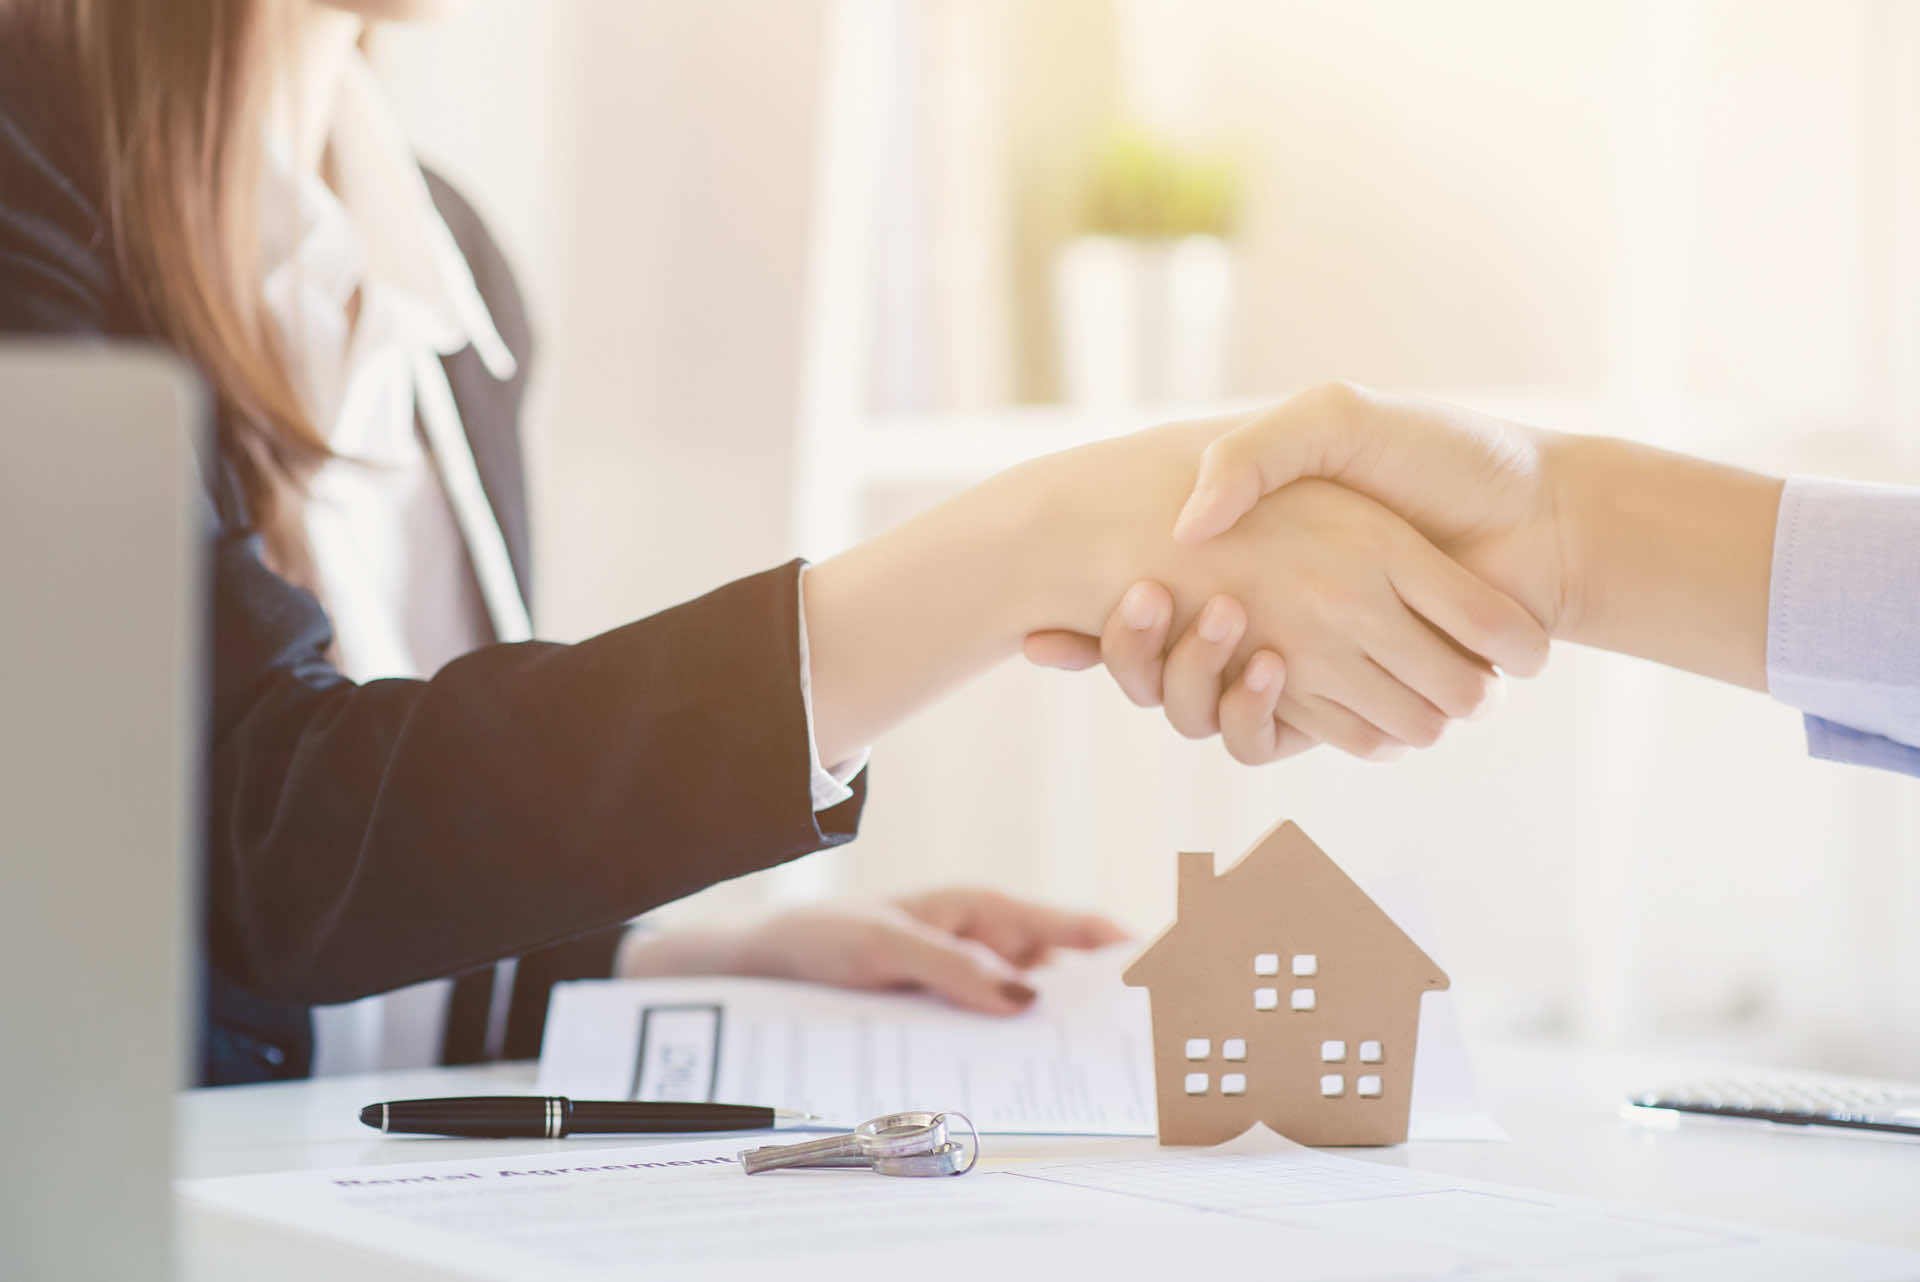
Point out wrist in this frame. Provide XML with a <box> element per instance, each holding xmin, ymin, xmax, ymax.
<box><xmin>1542</xmin><ymin>432</ymin><xmax>1783</xmax><ymax>687</ymax></box>
<box><xmin>616</xmin><ymin>924</ymin><xmax>750</xmax><ymax>978</ymax></box>
<box><xmin>1538</xmin><ymin>428</ymin><xmax>1604</xmax><ymax>641</ymax></box>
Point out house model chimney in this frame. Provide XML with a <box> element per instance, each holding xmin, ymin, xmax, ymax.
<box><xmin>1177</xmin><ymin>850</ymin><xmax>1213</xmax><ymax>919</ymax></box>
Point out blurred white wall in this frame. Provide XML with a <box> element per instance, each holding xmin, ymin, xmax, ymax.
<box><xmin>376</xmin><ymin>1</ymin><xmax>1920</xmax><ymax>1077</ymax></box>
<box><xmin>377</xmin><ymin>0</ymin><xmax>829</xmax><ymax>636</ymax></box>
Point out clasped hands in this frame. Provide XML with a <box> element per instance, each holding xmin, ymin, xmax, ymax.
<box><xmin>1020</xmin><ymin>383</ymin><xmax>1570</xmax><ymax>764</ymax></box>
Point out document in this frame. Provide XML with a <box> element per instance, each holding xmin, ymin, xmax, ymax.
<box><xmin>536</xmin><ymin>948</ymin><xmax>1157</xmax><ymax>1133</ymax></box>
<box><xmin>535</xmin><ymin>945</ymin><xmax>1501</xmax><ymax>1139</ymax></box>
<box><xmin>184</xmin><ymin>1133</ymin><xmax>1920</xmax><ymax>1282</ymax></box>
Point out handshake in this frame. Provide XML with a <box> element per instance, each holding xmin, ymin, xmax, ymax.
<box><xmin>807</xmin><ymin>381</ymin><xmax>1777</xmax><ymax>768</ymax></box>
<box><xmin>1006</xmin><ymin>381</ymin><xmax>1778</xmax><ymax>765</ymax></box>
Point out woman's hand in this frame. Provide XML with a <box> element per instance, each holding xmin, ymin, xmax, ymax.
<box><xmin>1023</xmin><ymin>585</ymin><xmax>1313</xmax><ymax>764</ymax></box>
<box><xmin>617</xmin><ymin>888</ymin><xmax>1130</xmax><ymax>1015</ymax></box>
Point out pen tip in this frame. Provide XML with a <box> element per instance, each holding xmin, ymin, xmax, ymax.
<box><xmin>358</xmin><ymin>1104</ymin><xmax>380</xmax><ymax>1129</ymax></box>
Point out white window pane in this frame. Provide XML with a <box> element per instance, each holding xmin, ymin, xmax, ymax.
<box><xmin>1221</xmin><ymin>1073</ymin><xmax>1247</xmax><ymax>1095</ymax></box>
<box><xmin>1290</xmin><ymin>988</ymin><xmax>1316</xmax><ymax>1011</ymax></box>
<box><xmin>1222</xmin><ymin>1038</ymin><xmax>1247</xmax><ymax>1061</ymax></box>
<box><xmin>1184</xmin><ymin>1038</ymin><xmax>1211</xmax><ymax>1060</ymax></box>
<box><xmin>1184</xmin><ymin>1073</ymin><xmax>1209</xmax><ymax>1095</ymax></box>
<box><xmin>1359</xmin><ymin>1040</ymin><xmax>1383</xmax><ymax>1062</ymax></box>
<box><xmin>1254</xmin><ymin>987</ymin><xmax>1279</xmax><ymax>1010</ymax></box>
<box><xmin>1253</xmin><ymin>953</ymin><xmax>1280</xmax><ymax>975</ymax></box>
<box><xmin>1357</xmin><ymin>1075</ymin><xmax>1383</xmax><ymax>1097</ymax></box>
<box><xmin>1291</xmin><ymin>953</ymin><xmax>1318</xmax><ymax>977</ymax></box>
<box><xmin>1319</xmin><ymin>1074</ymin><xmax>1345</xmax><ymax>1097</ymax></box>
<box><xmin>1320</xmin><ymin>1039</ymin><xmax>1346</xmax><ymax>1062</ymax></box>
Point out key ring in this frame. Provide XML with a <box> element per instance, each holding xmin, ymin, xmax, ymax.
<box><xmin>854</xmin><ymin>1111</ymin><xmax>948</xmax><ymax>1159</ymax></box>
<box><xmin>928</xmin><ymin>1112</ymin><xmax>978</xmax><ymax>1175</ymax></box>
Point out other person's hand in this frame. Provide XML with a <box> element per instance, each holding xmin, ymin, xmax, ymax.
<box><xmin>1169</xmin><ymin>383</ymin><xmax>1570</xmax><ymax>634</ymax></box>
<box><xmin>618</xmin><ymin>888</ymin><xmax>1130</xmax><ymax>1015</ymax></box>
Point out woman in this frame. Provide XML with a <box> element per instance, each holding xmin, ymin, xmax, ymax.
<box><xmin>0</xmin><ymin>0</ymin><xmax>1548</xmax><ymax>1085</ymax></box>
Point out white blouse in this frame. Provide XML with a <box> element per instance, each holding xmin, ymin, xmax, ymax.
<box><xmin>261</xmin><ymin>54</ymin><xmax>864</xmax><ymax>1076</ymax></box>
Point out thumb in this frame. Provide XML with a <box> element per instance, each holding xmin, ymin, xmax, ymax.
<box><xmin>1171</xmin><ymin>383</ymin><xmax>1366</xmax><ymax>543</ymax></box>
<box><xmin>887</xmin><ymin>924</ymin><xmax>1037</xmax><ymax>1015</ymax></box>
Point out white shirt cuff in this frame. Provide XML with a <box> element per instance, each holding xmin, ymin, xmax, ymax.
<box><xmin>1766</xmin><ymin>475</ymin><xmax>1920</xmax><ymax>750</ymax></box>
<box><xmin>797</xmin><ymin>568</ymin><xmax>869</xmax><ymax>811</ymax></box>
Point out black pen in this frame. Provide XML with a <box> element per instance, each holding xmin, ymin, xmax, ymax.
<box><xmin>360</xmin><ymin>1095</ymin><xmax>818</xmax><ymax>1139</ymax></box>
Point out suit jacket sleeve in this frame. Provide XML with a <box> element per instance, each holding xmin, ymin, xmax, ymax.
<box><xmin>2</xmin><ymin>81</ymin><xmax>866</xmax><ymax>1009</ymax></box>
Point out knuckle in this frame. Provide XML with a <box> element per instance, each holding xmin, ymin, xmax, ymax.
<box><xmin>1462</xmin><ymin>669</ymin><xmax>1500</xmax><ymax>717</ymax></box>
<box><xmin>1166</xmin><ymin>703</ymin><xmax>1219</xmax><ymax>740</ymax></box>
<box><xmin>1225</xmin><ymin>731</ymin><xmax>1269</xmax><ymax>766</ymax></box>
<box><xmin>850</xmin><ymin>922</ymin><xmax>904</xmax><ymax>971</ymax></box>
<box><xmin>1405</xmin><ymin>709</ymin><xmax>1446</xmax><ymax>750</ymax></box>
<box><xmin>1343</xmin><ymin>723</ymin><xmax>1389</xmax><ymax>759</ymax></box>
<box><xmin>1308</xmin><ymin>379</ymin><xmax>1363</xmax><ymax>418</ymax></box>
<box><xmin>1116</xmin><ymin>671</ymin><xmax>1164</xmax><ymax>708</ymax></box>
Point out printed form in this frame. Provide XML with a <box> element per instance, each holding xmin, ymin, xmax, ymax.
<box><xmin>536</xmin><ymin>950</ymin><xmax>1159</xmax><ymax>1133</ymax></box>
<box><xmin>184</xmin><ymin>1131</ymin><xmax>1920</xmax><ymax>1282</ymax></box>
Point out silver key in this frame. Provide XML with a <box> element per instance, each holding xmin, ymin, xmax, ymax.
<box><xmin>738</xmin><ymin>1111</ymin><xmax>946</xmax><ymax>1174</ymax></box>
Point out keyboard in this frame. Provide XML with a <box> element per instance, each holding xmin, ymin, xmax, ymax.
<box><xmin>1625</xmin><ymin>1074</ymin><xmax>1920</xmax><ymax>1137</ymax></box>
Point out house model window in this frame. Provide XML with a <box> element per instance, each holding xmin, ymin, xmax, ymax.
<box><xmin>1122</xmin><ymin>821</ymin><xmax>1450</xmax><ymax>1147</ymax></box>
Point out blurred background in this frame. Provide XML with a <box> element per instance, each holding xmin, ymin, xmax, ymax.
<box><xmin>371</xmin><ymin>0</ymin><xmax>1920</xmax><ymax>1077</ymax></box>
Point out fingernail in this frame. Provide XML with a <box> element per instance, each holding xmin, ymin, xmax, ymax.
<box><xmin>1199</xmin><ymin>600</ymin><xmax>1235</xmax><ymax>644</ymax></box>
<box><xmin>1000</xmin><ymin>981</ymin><xmax>1037</xmax><ymax>1007</ymax></box>
<box><xmin>1122</xmin><ymin>583</ymin><xmax>1160</xmax><ymax>630</ymax></box>
<box><xmin>1470</xmin><ymin>674</ymin><xmax>1508</xmax><ymax>720</ymax></box>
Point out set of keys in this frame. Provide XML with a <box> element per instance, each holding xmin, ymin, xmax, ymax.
<box><xmin>738</xmin><ymin>1110</ymin><xmax>978</xmax><ymax>1178</ymax></box>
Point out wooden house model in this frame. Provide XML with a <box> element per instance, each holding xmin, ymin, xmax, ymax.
<box><xmin>1122</xmin><ymin>821</ymin><xmax>1448</xmax><ymax>1146</ymax></box>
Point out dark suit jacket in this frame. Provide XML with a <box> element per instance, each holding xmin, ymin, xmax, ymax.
<box><xmin>0</xmin><ymin>32</ymin><xmax>865</xmax><ymax>1084</ymax></box>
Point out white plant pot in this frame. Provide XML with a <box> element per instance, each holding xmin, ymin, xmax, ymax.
<box><xmin>1052</xmin><ymin>234</ymin><xmax>1234</xmax><ymax>407</ymax></box>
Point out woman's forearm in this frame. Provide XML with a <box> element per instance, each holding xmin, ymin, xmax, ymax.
<box><xmin>802</xmin><ymin>425</ymin><xmax>1228</xmax><ymax>766</ymax></box>
<box><xmin>802</xmin><ymin>462</ymin><xmax>1068</xmax><ymax>767</ymax></box>
<box><xmin>1548</xmin><ymin>434</ymin><xmax>1785</xmax><ymax>689</ymax></box>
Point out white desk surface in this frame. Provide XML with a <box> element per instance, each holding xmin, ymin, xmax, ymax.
<box><xmin>178</xmin><ymin>1040</ymin><xmax>1920</xmax><ymax>1280</ymax></box>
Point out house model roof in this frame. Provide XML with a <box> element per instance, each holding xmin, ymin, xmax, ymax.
<box><xmin>1122</xmin><ymin>820</ymin><xmax>1448</xmax><ymax>993</ymax></box>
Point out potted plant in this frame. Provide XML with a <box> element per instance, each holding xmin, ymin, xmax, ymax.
<box><xmin>1053</xmin><ymin>128</ymin><xmax>1242</xmax><ymax>406</ymax></box>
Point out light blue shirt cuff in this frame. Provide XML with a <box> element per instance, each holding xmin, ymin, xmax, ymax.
<box><xmin>1766</xmin><ymin>475</ymin><xmax>1920</xmax><ymax>777</ymax></box>
<box><xmin>796</xmin><ymin>567</ymin><xmax>870</xmax><ymax>810</ymax></box>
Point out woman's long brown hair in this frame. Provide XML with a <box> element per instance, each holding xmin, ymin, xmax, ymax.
<box><xmin>14</xmin><ymin>0</ymin><xmax>327</xmax><ymax>579</ymax></box>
